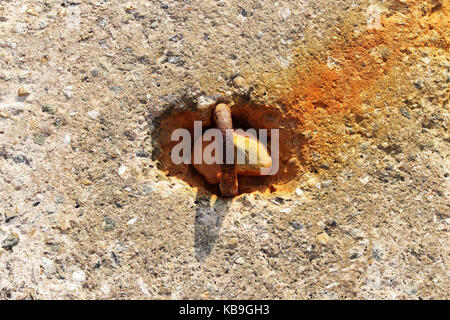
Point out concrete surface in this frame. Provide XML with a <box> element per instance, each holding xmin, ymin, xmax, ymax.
<box><xmin>0</xmin><ymin>0</ymin><xmax>448</xmax><ymax>299</ymax></box>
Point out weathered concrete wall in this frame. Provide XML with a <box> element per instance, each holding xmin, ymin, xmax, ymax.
<box><xmin>0</xmin><ymin>0</ymin><xmax>448</xmax><ymax>299</ymax></box>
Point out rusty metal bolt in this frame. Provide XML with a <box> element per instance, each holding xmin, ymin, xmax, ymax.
<box><xmin>213</xmin><ymin>103</ymin><xmax>238</xmax><ymax>197</ymax></box>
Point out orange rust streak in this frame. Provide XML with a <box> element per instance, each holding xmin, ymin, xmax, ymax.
<box><xmin>280</xmin><ymin>0</ymin><xmax>448</xmax><ymax>173</ymax></box>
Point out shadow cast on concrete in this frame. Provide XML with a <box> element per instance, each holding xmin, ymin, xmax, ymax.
<box><xmin>194</xmin><ymin>193</ymin><xmax>232</xmax><ymax>261</ymax></box>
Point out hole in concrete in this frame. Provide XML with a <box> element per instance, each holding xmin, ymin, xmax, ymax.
<box><xmin>151</xmin><ymin>96</ymin><xmax>306</xmax><ymax>196</ymax></box>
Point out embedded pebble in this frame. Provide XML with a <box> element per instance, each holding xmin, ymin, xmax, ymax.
<box><xmin>346</xmin><ymin>227</ymin><xmax>365</xmax><ymax>240</ymax></box>
<box><xmin>400</xmin><ymin>107</ymin><xmax>411</xmax><ymax>119</ymax></box>
<box><xmin>349</xmin><ymin>249</ymin><xmax>361</xmax><ymax>259</ymax></box>
<box><xmin>63</xmin><ymin>133</ymin><xmax>71</xmax><ymax>144</ymax></box>
<box><xmin>15</xmin><ymin>22</ymin><xmax>28</xmax><ymax>34</ymax></box>
<box><xmin>33</xmin><ymin>134</ymin><xmax>47</xmax><ymax>146</ymax></box>
<box><xmin>42</xmin><ymin>105</ymin><xmax>57</xmax><ymax>114</ymax></box>
<box><xmin>197</xmin><ymin>95</ymin><xmax>216</xmax><ymax>108</ymax></box>
<box><xmin>233</xmin><ymin>76</ymin><xmax>245</xmax><ymax>88</ymax></box>
<box><xmin>63</xmin><ymin>86</ymin><xmax>73</xmax><ymax>99</ymax></box>
<box><xmin>137</xmin><ymin>278</ymin><xmax>150</xmax><ymax>296</ymax></box>
<box><xmin>87</xmin><ymin>110</ymin><xmax>100</xmax><ymax>119</ymax></box>
<box><xmin>100</xmin><ymin>283</ymin><xmax>111</xmax><ymax>296</ymax></box>
<box><xmin>226</xmin><ymin>238</ymin><xmax>239</xmax><ymax>249</ymax></box>
<box><xmin>320</xmin><ymin>162</ymin><xmax>330</xmax><ymax>169</ymax></box>
<box><xmin>316</xmin><ymin>232</ymin><xmax>330</xmax><ymax>244</ymax></box>
<box><xmin>97</xmin><ymin>18</ymin><xmax>107</xmax><ymax>28</ymax></box>
<box><xmin>118</xmin><ymin>165</ymin><xmax>127</xmax><ymax>176</ymax></box>
<box><xmin>4</xmin><ymin>209</ymin><xmax>18</xmax><ymax>222</ymax></box>
<box><xmin>235</xmin><ymin>257</ymin><xmax>245</xmax><ymax>265</ymax></box>
<box><xmin>17</xmin><ymin>87</ymin><xmax>30</xmax><ymax>97</ymax></box>
<box><xmin>359</xmin><ymin>142</ymin><xmax>370</xmax><ymax>151</ymax></box>
<box><xmin>372</xmin><ymin>243</ymin><xmax>384</xmax><ymax>261</ymax></box>
<box><xmin>167</xmin><ymin>56</ymin><xmax>182</xmax><ymax>64</ymax></box>
<box><xmin>366</xmin><ymin>5</ymin><xmax>382</xmax><ymax>30</ymax></box>
<box><xmin>72</xmin><ymin>270</ymin><xmax>86</xmax><ymax>283</ymax></box>
<box><xmin>104</xmin><ymin>217</ymin><xmax>116</xmax><ymax>231</ymax></box>
<box><xmin>280</xmin><ymin>7</ymin><xmax>291</xmax><ymax>20</ymax></box>
<box><xmin>142</xmin><ymin>185</ymin><xmax>153</xmax><ymax>195</ymax></box>
<box><xmin>291</xmin><ymin>221</ymin><xmax>303</xmax><ymax>230</ymax></box>
<box><xmin>2</xmin><ymin>232</ymin><xmax>20</xmax><ymax>251</ymax></box>
<box><xmin>109</xmin><ymin>85</ymin><xmax>123</xmax><ymax>92</ymax></box>
<box><xmin>90</xmin><ymin>69</ymin><xmax>99</xmax><ymax>77</ymax></box>
<box><xmin>39</xmin><ymin>21</ymin><xmax>48</xmax><ymax>29</ymax></box>
<box><xmin>26</xmin><ymin>7</ymin><xmax>38</xmax><ymax>16</ymax></box>
<box><xmin>13</xmin><ymin>156</ymin><xmax>28</xmax><ymax>165</ymax></box>
<box><xmin>127</xmin><ymin>217</ymin><xmax>137</xmax><ymax>225</ymax></box>
<box><xmin>413</xmin><ymin>80</ymin><xmax>424</xmax><ymax>90</ymax></box>
<box><xmin>322</xmin><ymin>180</ymin><xmax>333</xmax><ymax>188</ymax></box>
<box><xmin>41</xmin><ymin>257</ymin><xmax>56</xmax><ymax>275</ymax></box>
<box><xmin>307</xmin><ymin>177</ymin><xmax>320</xmax><ymax>188</ymax></box>
<box><xmin>405</xmin><ymin>282</ymin><xmax>418</xmax><ymax>295</ymax></box>
<box><xmin>136</xmin><ymin>150</ymin><xmax>149</xmax><ymax>158</ymax></box>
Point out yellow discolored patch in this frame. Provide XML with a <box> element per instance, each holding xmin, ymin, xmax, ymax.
<box><xmin>192</xmin><ymin>131</ymin><xmax>272</xmax><ymax>185</ymax></box>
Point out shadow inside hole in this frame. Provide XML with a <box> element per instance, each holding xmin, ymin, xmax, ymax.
<box><xmin>194</xmin><ymin>193</ymin><xmax>232</xmax><ymax>261</ymax></box>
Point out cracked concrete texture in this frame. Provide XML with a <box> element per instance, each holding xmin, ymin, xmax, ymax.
<box><xmin>0</xmin><ymin>0</ymin><xmax>449</xmax><ymax>299</ymax></box>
